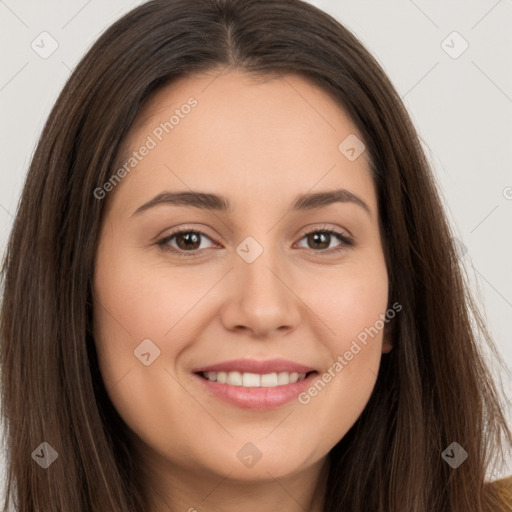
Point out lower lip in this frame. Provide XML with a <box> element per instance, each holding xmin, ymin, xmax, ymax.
<box><xmin>193</xmin><ymin>372</ymin><xmax>318</xmax><ymax>410</ymax></box>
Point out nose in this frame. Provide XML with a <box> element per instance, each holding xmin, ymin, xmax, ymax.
<box><xmin>219</xmin><ymin>243</ymin><xmax>302</xmax><ymax>338</ymax></box>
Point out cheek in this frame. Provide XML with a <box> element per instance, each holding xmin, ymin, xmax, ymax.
<box><xmin>92</xmin><ymin>245</ymin><xmax>206</xmax><ymax>365</ymax></box>
<box><xmin>294</xmin><ymin>255</ymin><xmax>388</xmax><ymax>439</ymax></box>
<box><xmin>91</xmin><ymin>242</ymin><xmax>181</xmax><ymax>396</ymax></box>
<box><xmin>92</xmin><ymin>248</ymin><xmax>208</xmax><ymax>462</ymax></box>
<box><xmin>303</xmin><ymin>253</ymin><xmax>389</xmax><ymax>349</ymax></box>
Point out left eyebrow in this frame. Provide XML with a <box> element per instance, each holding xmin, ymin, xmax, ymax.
<box><xmin>131</xmin><ymin>188</ymin><xmax>372</xmax><ymax>217</ymax></box>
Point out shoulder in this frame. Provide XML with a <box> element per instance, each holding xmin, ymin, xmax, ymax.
<box><xmin>484</xmin><ymin>475</ymin><xmax>512</xmax><ymax>511</ymax></box>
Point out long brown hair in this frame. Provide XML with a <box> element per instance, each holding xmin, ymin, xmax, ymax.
<box><xmin>1</xmin><ymin>0</ymin><xmax>510</xmax><ymax>510</ymax></box>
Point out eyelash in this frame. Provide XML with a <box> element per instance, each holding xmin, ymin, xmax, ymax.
<box><xmin>156</xmin><ymin>226</ymin><xmax>354</xmax><ymax>258</ymax></box>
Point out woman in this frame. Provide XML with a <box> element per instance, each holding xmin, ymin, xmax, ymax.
<box><xmin>1</xmin><ymin>0</ymin><xmax>510</xmax><ymax>510</ymax></box>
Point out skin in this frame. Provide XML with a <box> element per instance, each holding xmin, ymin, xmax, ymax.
<box><xmin>92</xmin><ymin>68</ymin><xmax>392</xmax><ymax>512</ymax></box>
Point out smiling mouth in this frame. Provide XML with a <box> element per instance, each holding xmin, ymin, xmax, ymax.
<box><xmin>197</xmin><ymin>370</ymin><xmax>318</xmax><ymax>388</ymax></box>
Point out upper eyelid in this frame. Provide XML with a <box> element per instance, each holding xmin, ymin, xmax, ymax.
<box><xmin>163</xmin><ymin>223</ymin><xmax>351</xmax><ymax>238</ymax></box>
<box><xmin>160</xmin><ymin>224</ymin><xmax>352</xmax><ymax>247</ymax></box>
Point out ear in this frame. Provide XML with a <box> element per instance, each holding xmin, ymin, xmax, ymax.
<box><xmin>382</xmin><ymin>332</ymin><xmax>393</xmax><ymax>354</ymax></box>
<box><xmin>382</xmin><ymin>342</ymin><xmax>393</xmax><ymax>354</ymax></box>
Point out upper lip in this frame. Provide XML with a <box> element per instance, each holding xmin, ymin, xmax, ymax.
<box><xmin>193</xmin><ymin>358</ymin><xmax>317</xmax><ymax>375</ymax></box>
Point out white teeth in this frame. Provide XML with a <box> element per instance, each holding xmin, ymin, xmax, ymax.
<box><xmin>203</xmin><ymin>370</ymin><xmax>308</xmax><ymax>387</ymax></box>
<box><xmin>289</xmin><ymin>372</ymin><xmax>299</xmax><ymax>384</ymax></box>
<box><xmin>226</xmin><ymin>371</ymin><xmax>242</xmax><ymax>386</ymax></box>
<box><xmin>277</xmin><ymin>372</ymin><xmax>290</xmax><ymax>385</ymax></box>
<box><xmin>260</xmin><ymin>373</ymin><xmax>278</xmax><ymax>387</ymax></box>
<box><xmin>242</xmin><ymin>372</ymin><xmax>260</xmax><ymax>387</ymax></box>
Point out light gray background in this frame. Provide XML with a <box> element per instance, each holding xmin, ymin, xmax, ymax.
<box><xmin>0</xmin><ymin>0</ymin><xmax>511</xmax><ymax>491</ymax></box>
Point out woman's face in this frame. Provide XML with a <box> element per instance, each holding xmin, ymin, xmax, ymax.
<box><xmin>93</xmin><ymin>69</ymin><xmax>391</xmax><ymax>484</ymax></box>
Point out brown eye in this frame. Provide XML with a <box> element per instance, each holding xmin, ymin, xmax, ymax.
<box><xmin>157</xmin><ymin>229</ymin><xmax>215</xmax><ymax>256</ymax></box>
<box><xmin>306</xmin><ymin>232</ymin><xmax>330</xmax><ymax>250</ymax></box>
<box><xmin>157</xmin><ymin>226</ymin><xmax>353</xmax><ymax>258</ymax></box>
<box><xmin>174</xmin><ymin>232</ymin><xmax>202</xmax><ymax>250</ymax></box>
<box><xmin>297</xmin><ymin>229</ymin><xmax>353</xmax><ymax>253</ymax></box>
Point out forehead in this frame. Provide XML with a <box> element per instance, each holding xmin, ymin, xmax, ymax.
<box><xmin>107</xmin><ymin>69</ymin><xmax>376</xmax><ymax>219</ymax></box>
